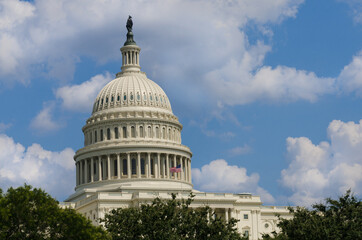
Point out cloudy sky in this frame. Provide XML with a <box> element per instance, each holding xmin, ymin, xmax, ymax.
<box><xmin>0</xmin><ymin>0</ymin><xmax>361</xmax><ymax>206</ymax></box>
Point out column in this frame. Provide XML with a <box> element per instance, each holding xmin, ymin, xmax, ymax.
<box><xmin>188</xmin><ymin>158</ymin><xmax>192</xmax><ymax>182</ymax></box>
<box><xmin>107</xmin><ymin>155</ymin><xmax>111</xmax><ymax>180</ymax></box>
<box><xmin>173</xmin><ymin>155</ymin><xmax>176</xmax><ymax>179</ymax></box>
<box><xmin>166</xmin><ymin>154</ymin><xmax>169</xmax><ymax>179</ymax></box>
<box><xmin>91</xmin><ymin>158</ymin><xmax>94</xmax><ymax>183</ymax></box>
<box><xmin>98</xmin><ymin>157</ymin><xmax>102</xmax><ymax>181</ymax></box>
<box><xmin>162</xmin><ymin>156</ymin><xmax>166</xmax><ymax>178</ymax></box>
<box><xmin>225</xmin><ymin>208</ymin><xmax>229</xmax><ymax>223</ymax></box>
<box><xmin>117</xmin><ymin>154</ymin><xmax>121</xmax><ymax>179</ymax></box>
<box><xmin>76</xmin><ymin>162</ymin><xmax>79</xmax><ymax>186</ymax></box>
<box><xmin>137</xmin><ymin>152</ymin><xmax>141</xmax><ymax>178</ymax></box>
<box><xmin>84</xmin><ymin>159</ymin><xmax>88</xmax><ymax>183</ymax></box>
<box><xmin>146</xmin><ymin>153</ymin><xmax>149</xmax><ymax>178</ymax></box>
<box><xmin>80</xmin><ymin>160</ymin><xmax>84</xmax><ymax>184</ymax></box>
<box><xmin>127</xmin><ymin>153</ymin><xmax>131</xmax><ymax>178</ymax></box>
<box><xmin>185</xmin><ymin>159</ymin><xmax>189</xmax><ymax>182</ymax></box>
<box><xmin>126</xmin><ymin>52</ymin><xmax>128</xmax><ymax>65</ymax></box>
<box><xmin>156</xmin><ymin>153</ymin><xmax>160</xmax><ymax>179</ymax></box>
<box><xmin>180</xmin><ymin>157</ymin><xmax>184</xmax><ymax>181</ymax></box>
<box><xmin>147</xmin><ymin>153</ymin><xmax>151</xmax><ymax>177</ymax></box>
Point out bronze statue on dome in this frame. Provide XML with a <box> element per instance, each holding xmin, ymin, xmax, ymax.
<box><xmin>126</xmin><ymin>16</ymin><xmax>133</xmax><ymax>33</ymax></box>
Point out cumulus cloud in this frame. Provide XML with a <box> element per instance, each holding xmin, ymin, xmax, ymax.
<box><xmin>192</xmin><ymin>159</ymin><xmax>275</xmax><ymax>203</ymax></box>
<box><xmin>30</xmin><ymin>102</ymin><xmax>61</xmax><ymax>133</ymax></box>
<box><xmin>0</xmin><ymin>122</ymin><xmax>11</xmax><ymax>133</ymax></box>
<box><xmin>0</xmin><ymin>134</ymin><xmax>75</xmax><ymax>200</ymax></box>
<box><xmin>338</xmin><ymin>52</ymin><xmax>362</xmax><ymax>96</ymax></box>
<box><xmin>281</xmin><ymin>119</ymin><xmax>362</xmax><ymax>206</ymax></box>
<box><xmin>56</xmin><ymin>72</ymin><xmax>112</xmax><ymax>112</ymax></box>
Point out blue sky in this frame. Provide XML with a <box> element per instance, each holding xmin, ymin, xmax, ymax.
<box><xmin>0</xmin><ymin>0</ymin><xmax>361</xmax><ymax>206</ymax></box>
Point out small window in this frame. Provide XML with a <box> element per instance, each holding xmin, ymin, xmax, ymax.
<box><xmin>160</xmin><ymin>96</ymin><xmax>163</xmax><ymax>102</ymax></box>
<box><xmin>100</xmin><ymin>130</ymin><xmax>104</xmax><ymax>141</ymax></box>
<box><xmin>93</xmin><ymin>162</ymin><xmax>96</xmax><ymax>174</ymax></box>
<box><xmin>139</xmin><ymin>126</ymin><xmax>144</xmax><ymax>138</ymax></box>
<box><xmin>137</xmin><ymin>93</ymin><xmax>140</xmax><ymax>101</ymax></box>
<box><xmin>114</xmin><ymin>159</ymin><xmax>117</xmax><ymax>176</ymax></box>
<box><xmin>107</xmin><ymin>128</ymin><xmax>111</xmax><ymax>140</ymax></box>
<box><xmin>143</xmin><ymin>93</ymin><xmax>146</xmax><ymax>101</ymax></box>
<box><xmin>123</xmin><ymin>127</ymin><xmax>127</xmax><ymax>138</ymax></box>
<box><xmin>106</xmin><ymin>97</ymin><xmax>108</xmax><ymax>103</ymax></box>
<box><xmin>155</xmin><ymin>96</ymin><xmax>158</xmax><ymax>101</ymax></box>
<box><xmin>150</xmin><ymin>158</ymin><xmax>154</xmax><ymax>175</ymax></box>
<box><xmin>141</xmin><ymin>158</ymin><xmax>145</xmax><ymax>175</ymax></box>
<box><xmin>95</xmin><ymin>131</ymin><xmax>98</xmax><ymax>142</ymax></box>
<box><xmin>117</xmin><ymin>95</ymin><xmax>120</xmax><ymax>101</ymax></box>
<box><xmin>115</xmin><ymin>127</ymin><xmax>119</xmax><ymax>139</ymax></box>
<box><xmin>130</xmin><ymin>95</ymin><xmax>133</xmax><ymax>100</ymax></box>
<box><xmin>150</xmin><ymin>94</ymin><xmax>152</xmax><ymax>101</ymax></box>
<box><xmin>111</xmin><ymin>96</ymin><xmax>114</xmax><ymax>102</ymax></box>
<box><xmin>101</xmin><ymin>99</ymin><xmax>104</xmax><ymax>104</ymax></box>
<box><xmin>131</xmin><ymin>158</ymin><xmax>136</xmax><ymax>175</ymax></box>
<box><xmin>244</xmin><ymin>214</ymin><xmax>248</xmax><ymax>220</ymax></box>
<box><xmin>123</xmin><ymin>159</ymin><xmax>127</xmax><ymax>175</ymax></box>
<box><xmin>148</xmin><ymin>126</ymin><xmax>152</xmax><ymax>138</ymax></box>
<box><xmin>265</xmin><ymin>223</ymin><xmax>269</xmax><ymax>228</ymax></box>
<box><xmin>131</xmin><ymin>126</ymin><xmax>136</xmax><ymax>138</ymax></box>
<box><xmin>124</xmin><ymin>94</ymin><xmax>127</xmax><ymax>101</ymax></box>
<box><xmin>244</xmin><ymin>230</ymin><xmax>249</xmax><ymax>237</ymax></box>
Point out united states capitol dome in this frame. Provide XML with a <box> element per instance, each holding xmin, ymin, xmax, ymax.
<box><xmin>92</xmin><ymin>72</ymin><xmax>172</xmax><ymax>115</ymax></box>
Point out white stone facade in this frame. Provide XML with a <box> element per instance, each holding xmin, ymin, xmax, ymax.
<box><xmin>63</xmin><ymin>32</ymin><xmax>291</xmax><ymax>240</ymax></box>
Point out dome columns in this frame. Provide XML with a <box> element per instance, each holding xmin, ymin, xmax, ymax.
<box><xmin>120</xmin><ymin>45</ymin><xmax>141</xmax><ymax>72</ymax></box>
<box><xmin>75</xmin><ymin>152</ymin><xmax>192</xmax><ymax>189</ymax></box>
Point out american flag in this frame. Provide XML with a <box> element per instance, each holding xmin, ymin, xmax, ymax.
<box><xmin>170</xmin><ymin>164</ymin><xmax>181</xmax><ymax>173</ymax></box>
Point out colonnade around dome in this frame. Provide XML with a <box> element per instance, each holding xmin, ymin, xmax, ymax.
<box><xmin>75</xmin><ymin>152</ymin><xmax>192</xmax><ymax>187</ymax></box>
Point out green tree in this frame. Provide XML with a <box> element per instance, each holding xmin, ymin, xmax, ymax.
<box><xmin>0</xmin><ymin>184</ymin><xmax>110</xmax><ymax>240</ymax></box>
<box><xmin>262</xmin><ymin>190</ymin><xmax>362</xmax><ymax>240</ymax></box>
<box><xmin>101</xmin><ymin>193</ymin><xmax>247</xmax><ymax>240</ymax></box>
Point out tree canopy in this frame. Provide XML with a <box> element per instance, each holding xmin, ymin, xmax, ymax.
<box><xmin>262</xmin><ymin>190</ymin><xmax>362</xmax><ymax>240</ymax></box>
<box><xmin>0</xmin><ymin>184</ymin><xmax>109</xmax><ymax>240</ymax></box>
<box><xmin>101</xmin><ymin>193</ymin><xmax>246</xmax><ymax>240</ymax></box>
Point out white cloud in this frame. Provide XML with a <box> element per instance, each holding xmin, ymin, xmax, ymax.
<box><xmin>30</xmin><ymin>102</ymin><xmax>61</xmax><ymax>132</ymax></box>
<box><xmin>338</xmin><ymin>52</ymin><xmax>362</xmax><ymax>96</ymax></box>
<box><xmin>281</xmin><ymin>119</ymin><xmax>362</xmax><ymax>206</ymax></box>
<box><xmin>192</xmin><ymin>159</ymin><xmax>275</xmax><ymax>203</ymax></box>
<box><xmin>229</xmin><ymin>144</ymin><xmax>251</xmax><ymax>156</ymax></box>
<box><xmin>0</xmin><ymin>134</ymin><xmax>75</xmax><ymax>200</ymax></box>
<box><xmin>56</xmin><ymin>72</ymin><xmax>112</xmax><ymax>112</ymax></box>
<box><xmin>340</xmin><ymin>0</ymin><xmax>362</xmax><ymax>24</ymax></box>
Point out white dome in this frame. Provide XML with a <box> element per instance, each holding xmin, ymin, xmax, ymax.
<box><xmin>92</xmin><ymin>71</ymin><xmax>172</xmax><ymax>115</ymax></box>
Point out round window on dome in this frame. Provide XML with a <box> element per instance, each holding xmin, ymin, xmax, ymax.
<box><xmin>123</xmin><ymin>94</ymin><xmax>127</xmax><ymax>101</ymax></box>
<box><xmin>130</xmin><ymin>94</ymin><xmax>134</xmax><ymax>100</ymax></box>
<box><xmin>265</xmin><ymin>223</ymin><xmax>269</xmax><ymax>228</ymax></box>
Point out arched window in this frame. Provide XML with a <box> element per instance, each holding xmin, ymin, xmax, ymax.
<box><xmin>131</xmin><ymin>126</ymin><xmax>136</xmax><ymax>138</ymax></box>
<box><xmin>141</xmin><ymin>158</ymin><xmax>145</xmax><ymax>175</ymax></box>
<box><xmin>131</xmin><ymin>158</ymin><xmax>136</xmax><ymax>175</ymax></box>
<box><xmin>137</xmin><ymin>93</ymin><xmax>140</xmax><ymax>101</ymax></box>
<box><xmin>162</xmin><ymin>127</ymin><xmax>166</xmax><ymax>139</ymax></box>
<box><xmin>107</xmin><ymin>128</ymin><xmax>111</xmax><ymax>140</ymax></box>
<box><xmin>139</xmin><ymin>126</ymin><xmax>144</xmax><ymax>138</ymax></box>
<box><xmin>123</xmin><ymin>94</ymin><xmax>127</xmax><ymax>101</ymax></box>
<box><xmin>115</xmin><ymin>127</ymin><xmax>119</xmax><ymax>139</ymax></box>
<box><xmin>100</xmin><ymin>130</ymin><xmax>104</xmax><ymax>141</ymax></box>
<box><xmin>150</xmin><ymin>158</ymin><xmax>154</xmax><ymax>175</ymax></box>
<box><xmin>106</xmin><ymin>97</ymin><xmax>108</xmax><ymax>103</ymax></box>
<box><xmin>90</xmin><ymin>132</ymin><xmax>92</xmax><ymax>144</ymax></box>
<box><xmin>123</xmin><ymin>127</ymin><xmax>127</xmax><ymax>138</ymax></box>
<box><xmin>117</xmin><ymin>95</ymin><xmax>120</xmax><ymax>101</ymax></box>
<box><xmin>169</xmin><ymin>129</ymin><xmax>171</xmax><ymax>140</ymax></box>
<box><xmin>111</xmin><ymin>96</ymin><xmax>114</xmax><ymax>102</ymax></box>
<box><xmin>148</xmin><ymin>126</ymin><xmax>152</xmax><ymax>138</ymax></box>
<box><xmin>156</xmin><ymin>127</ymin><xmax>160</xmax><ymax>138</ymax></box>
<box><xmin>122</xmin><ymin>159</ymin><xmax>127</xmax><ymax>175</ymax></box>
<box><xmin>94</xmin><ymin>130</ymin><xmax>97</xmax><ymax>142</ymax></box>
<box><xmin>130</xmin><ymin>94</ymin><xmax>134</xmax><ymax>101</ymax></box>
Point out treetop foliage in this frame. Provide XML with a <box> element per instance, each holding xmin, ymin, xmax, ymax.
<box><xmin>262</xmin><ymin>190</ymin><xmax>362</xmax><ymax>240</ymax></box>
<box><xmin>101</xmin><ymin>193</ymin><xmax>246</xmax><ymax>240</ymax></box>
<box><xmin>0</xmin><ymin>184</ymin><xmax>110</xmax><ymax>240</ymax></box>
